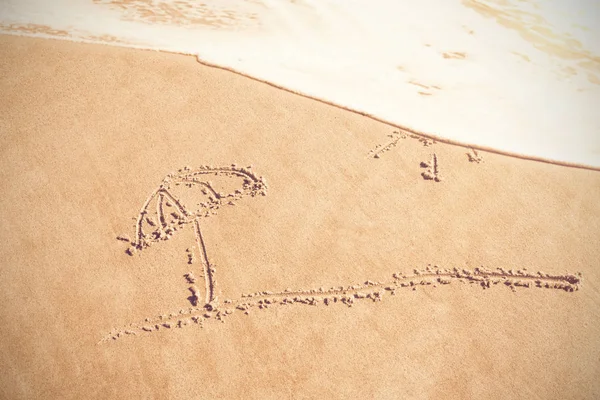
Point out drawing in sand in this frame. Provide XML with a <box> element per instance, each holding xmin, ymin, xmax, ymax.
<box><xmin>122</xmin><ymin>164</ymin><xmax>267</xmax><ymax>309</ymax></box>
<box><xmin>367</xmin><ymin>129</ymin><xmax>435</xmax><ymax>159</ymax></box>
<box><xmin>103</xmin><ymin>164</ymin><xmax>583</xmax><ymax>343</ymax></box>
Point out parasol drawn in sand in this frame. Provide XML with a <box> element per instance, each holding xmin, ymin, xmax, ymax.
<box><xmin>119</xmin><ymin>165</ymin><xmax>267</xmax><ymax>310</ymax></box>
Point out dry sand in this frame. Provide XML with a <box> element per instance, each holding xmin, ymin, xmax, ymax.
<box><xmin>1</xmin><ymin>35</ymin><xmax>599</xmax><ymax>399</ymax></box>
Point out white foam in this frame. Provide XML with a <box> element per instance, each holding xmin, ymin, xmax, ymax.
<box><xmin>1</xmin><ymin>0</ymin><xmax>599</xmax><ymax>167</ymax></box>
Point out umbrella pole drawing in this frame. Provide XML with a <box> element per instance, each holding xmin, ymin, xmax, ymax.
<box><xmin>193</xmin><ymin>218</ymin><xmax>215</xmax><ymax>306</ymax></box>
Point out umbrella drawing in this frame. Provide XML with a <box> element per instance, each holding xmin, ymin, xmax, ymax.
<box><xmin>124</xmin><ymin>165</ymin><xmax>267</xmax><ymax>309</ymax></box>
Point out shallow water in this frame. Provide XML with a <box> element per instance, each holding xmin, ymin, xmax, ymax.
<box><xmin>1</xmin><ymin>0</ymin><xmax>599</xmax><ymax>167</ymax></box>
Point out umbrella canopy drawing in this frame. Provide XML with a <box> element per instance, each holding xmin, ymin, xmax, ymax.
<box><xmin>125</xmin><ymin>165</ymin><xmax>267</xmax><ymax>309</ymax></box>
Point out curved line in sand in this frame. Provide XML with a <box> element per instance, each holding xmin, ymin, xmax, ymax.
<box><xmin>100</xmin><ymin>267</ymin><xmax>583</xmax><ymax>343</ymax></box>
<box><xmin>131</xmin><ymin>165</ymin><xmax>266</xmax><ymax>249</ymax></box>
<box><xmin>134</xmin><ymin>188</ymin><xmax>160</xmax><ymax>247</ymax></box>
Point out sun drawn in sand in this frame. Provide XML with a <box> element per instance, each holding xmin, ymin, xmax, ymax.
<box><xmin>102</xmin><ymin>164</ymin><xmax>583</xmax><ymax>342</ymax></box>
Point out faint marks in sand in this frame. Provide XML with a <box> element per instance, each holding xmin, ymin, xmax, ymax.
<box><xmin>461</xmin><ymin>0</ymin><xmax>600</xmax><ymax>83</ymax></box>
<box><xmin>421</xmin><ymin>153</ymin><xmax>442</xmax><ymax>182</ymax></box>
<box><xmin>442</xmin><ymin>51</ymin><xmax>467</xmax><ymax>60</ymax></box>
<box><xmin>0</xmin><ymin>23</ymin><xmax>70</xmax><ymax>38</ymax></box>
<box><xmin>85</xmin><ymin>34</ymin><xmax>131</xmax><ymax>44</ymax></box>
<box><xmin>397</xmin><ymin>65</ymin><xmax>443</xmax><ymax>96</ymax></box>
<box><xmin>92</xmin><ymin>0</ymin><xmax>260</xmax><ymax>29</ymax></box>
<box><xmin>408</xmin><ymin>80</ymin><xmax>442</xmax><ymax>96</ymax></box>
<box><xmin>367</xmin><ymin>130</ymin><xmax>406</xmax><ymax>159</ymax></box>
<box><xmin>369</xmin><ymin>130</ymin><xmax>488</xmax><ymax>174</ymax></box>
<box><xmin>466</xmin><ymin>148</ymin><xmax>484</xmax><ymax>163</ymax></box>
<box><xmin>185</xmin><ymin>271</ymin><xmax>201</xmax><ymax>307</ymax></box>
<box><xmin>0</xmin><ymin>23</ymin><xmax>137</xmax><ymax>46</ymax></box>
<box><xmin>368</xmin><ymin>130</ymin><xmax>435</xmax><ymax>159</ymax></box>
<box><xmin>368</xmin><ymin>130</ymin><xmax>439</xmax><ymax>180</ymax></box>
<box><xmin>512</xmin><ymin>51</ymin><xmax>531</xmax><ymax>63</ymax></box>
<box><xmin>368</xmin><ymin>131</ymin><xmax>490</xmax><ymax>184</ymax></box>
<box><xmin>588</xmin><ymin>73</ymin><xmax>600</xmax><ymax>85</ymax></box>
<box><xmin>100</xmin><ymin>266</ymin><xmax>583</xmax><ymax>342</ymax></box>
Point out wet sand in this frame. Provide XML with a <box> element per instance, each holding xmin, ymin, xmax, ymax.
<box><xmin>1</xmin><ymin>35</ymin><xmax>599</xmax><ymax>399</ymax></box>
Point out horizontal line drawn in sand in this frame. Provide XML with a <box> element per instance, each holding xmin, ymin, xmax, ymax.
<box><xmin>421</xmin><ymin>153</ymin><xmax>442</xmax><ymax>182</ymax></box>
<box><xmin>100</xmin><ymin>266</ymin><xmax>582</xmax><ymax>343</ymax></box>
<box><xmin>367</xmin><ymin>130</ymin><xmax>435</xmax><ymax>159</ymax></box>
<box><xmin>120</xmin><ymin>165</ymin><xmax>267</xmax><ymax>308</ymax></box>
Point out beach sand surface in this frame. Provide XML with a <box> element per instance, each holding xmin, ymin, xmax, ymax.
<box><xmin>1</xmin><ymin>35</ymin><xmax>599</xmax><ymax>399</ymax></box>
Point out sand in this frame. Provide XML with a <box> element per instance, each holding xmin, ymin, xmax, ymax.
<box><xmin>1</xmin><ymin>35</ymin><xmax>599</xmax><ymax>399</ymax></box>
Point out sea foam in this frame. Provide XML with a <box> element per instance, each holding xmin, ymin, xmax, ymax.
<box><xmin>1</xmin><ymin>0</ymin><xmax>599</xmax><ymax>167</ymax></box>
